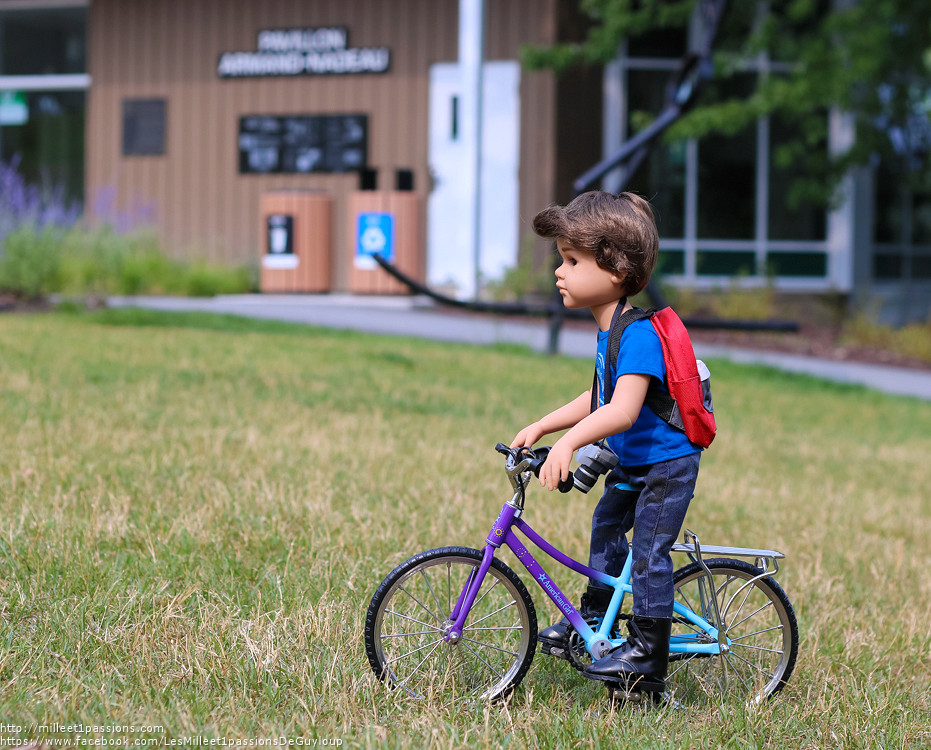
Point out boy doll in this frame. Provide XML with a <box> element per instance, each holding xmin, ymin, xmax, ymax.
<box><xmin>510</xmin><ymin>191</ymin><xmax>701</xmax><ymax>693</ymax></box>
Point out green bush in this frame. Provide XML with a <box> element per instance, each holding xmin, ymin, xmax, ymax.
<box><xmin>842</xmin><ymin>314</ymin><xmax>931</xmax><ymax>363</ymax></box>
<box><xmin>0</xmin><ymin>224</ymin><xmax>63</xmax><ymax>300</ymax></box>
<box><xmin>2</xmin><ymin>223</ymin><xmax>257</xmax><ymax>299</ymax></box>
<box><xmin>484</xmin><ymin>251</ymin><xmax>554</xmax><ymax>302</ymax></box>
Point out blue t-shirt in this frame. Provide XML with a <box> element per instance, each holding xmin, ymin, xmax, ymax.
<box><xmin>596</xmin><ymin>318</ymin><xmax>701</xmax><ymax>466</ymax></box>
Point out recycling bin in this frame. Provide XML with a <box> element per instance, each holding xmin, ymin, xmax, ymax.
<box><xmin>259</xmin><ymin>191</ymin><xmax>332</xmax><ymax>293</ymax></box>
<box><xmin>347</xmin><ymin>190</ymin><xmax>422</xmax><ymax>294</ymax></box>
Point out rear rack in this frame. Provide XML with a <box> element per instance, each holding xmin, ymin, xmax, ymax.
<box><xmin>672</xmin><ymin>528</ymin><xmax>784</xmax><ymax>576</ymax></box>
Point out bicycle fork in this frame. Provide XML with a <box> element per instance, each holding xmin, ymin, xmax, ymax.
<box><xmin>444</xmin><ymin>503</ymin><xmax>516</xmax><ymax>644</ymax></box>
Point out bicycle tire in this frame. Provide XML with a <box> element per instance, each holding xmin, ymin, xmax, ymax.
<box><xmin>364</xmin><ymin>546</ymin><xmax>537</xmax><ymax>701</ymax></box>
<box><xmin>668</xmin><ymin>558</ymin><xmax>799</xmax><ymax>705</ymax></box>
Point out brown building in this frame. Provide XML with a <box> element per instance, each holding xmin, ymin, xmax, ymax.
<box><xmin>79</xmin><ymin>0</ymin><xmax>600</xmax><ymax>296</ymax></box>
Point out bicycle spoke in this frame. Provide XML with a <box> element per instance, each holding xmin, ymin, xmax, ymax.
<box><xmin>470</xmin><ymin>577</ymin><xmax>502</xmax><ymax>611</ymax></box>
<box><xmin>717</xmin><ymin>575</ymin><xmax>733</xmax><ymax>609</ymax></box>
<box><xmin>666</xmin><ymin>652</ymin><xmax>700</xmax><ymax>679</ymax></box>
<box><xmin>385</xmin><ymin>636</ymin><xmax>445</xmax><ymax>666</ymax></box>
<box><xmin>672</xmin><ymin>615</ymin><xmax>706</xmax><ymax>636</ymax></box>
<box><xmin>728</xmin><ymin>600</ymin><xmax>773</xmax><ymax>631</ymax></box>
<box><xmin>462</xmin><ymin>640</ymin><xmax>505</xmax><ymax>680</ymax></box>
<box><xmin>675</xmin><ymin>589</ymin><xmax>700</xmax><ymax>618</ymax></box>
<box><xmin>419</xmin><ymin>568</ymin><xmax>447</xmax><ymax>617</ymax></box>
<box><xmin>726</xmin><ymin>578</ymin><xmax>756</xmax><ymax>624</ymax></box>
<box><xmin>463</xmin><ymin>625</ymin><xmax>523</xmax><ymax>633</ymax></box>
<box><xmin>392</xmin><ymin>641</ymin><xmax>444</xmax><ymax>688</ymax></box>
<box><xmin>729</xmin><ymin>623</ymin><xmax>783</xmax><ymax>641</ymax></box>
<box><xmin>727</xmin><ymin>648</ymin><xmax>777</xmax><ymax>681</ymax></box>
<box><xmin>461</xmin><ymin>636</ymin><xmax>519</xmax><ymax>657</ymax></box>
<box><xmin>466</xmin><ymin>599</ymin><xmax>516</xmax><ymax>628</ymax></box>
<box><xmin>722</xmin><ymin>651</ymin><xmax>753</xmax><ymax>693</ymax></box>
<box><xmin>731</xmin><ymin>642</ymin><xmax>784</xmax><ymax>655</ymax></box>
<box><xmin>380</xmin><ymin>629</ymin><xmax>437</xmax><ymax>639</ymax></box>
<box><xmin>385</xmin><ymin>609</ymin><xmax>440</xmax><ymax>630</ymax></box>
<box><xmin>398</xmin><ymin>583</ymin><xmax>442</xmax><ymax>624</ymax></box>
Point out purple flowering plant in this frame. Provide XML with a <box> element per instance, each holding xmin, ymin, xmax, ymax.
<box><xmin>1</xmin><ymin>157</ymin><xmax>254</xmax><ymax>299</ymax></box>
<box><xmin>0</xmin><ymin>156</ymin><xmax>81</xmax><ymax>243</ymax></box>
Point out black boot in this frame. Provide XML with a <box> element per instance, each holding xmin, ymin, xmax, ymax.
<box><xmin>539</xmin><ymin>585</ymin><xmax>613</xmax><ymax>659</ymax></box>
<box><xmin>583</xmin><ymin>615</ymin><xmax>671</xmax><ymax>692</ymax></box>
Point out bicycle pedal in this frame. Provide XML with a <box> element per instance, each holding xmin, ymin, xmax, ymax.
<box><xmin>606</xmin><ymin>686</ymin><xmax>667</xmax><ymax>708</ymax></box>
<box><xmin>539</xmin><ymin>643</ymin><xmax>568</xmax><ymax>660</ymax></box>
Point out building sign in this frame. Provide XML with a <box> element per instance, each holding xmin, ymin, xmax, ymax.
<box><xmin>239</xmin><ymin>114</ymin><xmax>367</xmax><ymax>174</ymax></box>
<box><xmin>218</xmin><ymin>27</ymin><xmax>390</xmax><ymax>78</ymax></box>
<box><xmin>355</xmin><ymin>212</ymin><xmax>395</xmax><ymax>270</ymax></box>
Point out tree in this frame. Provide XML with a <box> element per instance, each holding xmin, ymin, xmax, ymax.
<box><xmin>523</xmin><ymin>0</ymin><xmax>931</xmax><ymax>207</ymax></box>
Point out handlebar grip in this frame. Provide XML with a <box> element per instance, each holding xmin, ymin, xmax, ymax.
<box><xmin>528</xmin><ymin>447</ymin><xmax>575</xmax><ymax>493</ymax></box>
<box><xmin>528</xmin><ymin>447</ymin><xmax>550</xmax><ymax>476</ymax></box>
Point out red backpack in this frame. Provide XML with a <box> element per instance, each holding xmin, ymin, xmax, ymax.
<box><xmin>598</xmin><ymin>305</ymin><xmax>716</xmax><ymax>449</ymax></box>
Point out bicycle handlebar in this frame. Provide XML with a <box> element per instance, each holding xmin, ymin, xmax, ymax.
<box><xmin>495</xmin><ymin>443</ymin><xmax>575</xmax><ymax>493</ymax></box>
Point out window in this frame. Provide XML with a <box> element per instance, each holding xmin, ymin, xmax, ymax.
<box><xmin>625</xmin><ymin>69</ymin><xmax>685</xmax><ymax>238</ymax></box>
<box><xmin>619</xmin><ymin>43</ymin><xmax>830</xmax><ymax>286</ymax></box>
<box><xmin>768</xmin><ymin>112</ymin><xmax>827</xmax><ymax>241</ymax></box>
<box><xmin>123</xmin><ymin>99</ymin><xmax>167</xmax><ymax>157</ymax></box>
<box><xmin>0</xmin><ymin>89</ymin><xmax>85</xmax><ymax>204</ymax></box>
<box><xmin>697</xmin><ymin>74</ymin><xmax>757</xmax><ymax>240</ymax></box>
<box><xmin>873</xmin><ymin>157</ymin><xmax>931</xmax><ymax>281</ymax></box>
<box><xmin>0</xmin><ymin>7</ymin><xmax>86</xmax><ymax>76</ymax></box>
<box><xmin>0</xmin><ymin>5</ymin><xmax>87</xmax><ymax>206</ymax></box>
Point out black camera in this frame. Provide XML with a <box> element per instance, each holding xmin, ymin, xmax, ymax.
<box><xmin>573</xmin><ymin>441</ymin><xmax>619</xmax><ymax>493</ymax></box>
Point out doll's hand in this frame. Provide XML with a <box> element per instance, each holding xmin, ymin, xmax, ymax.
<box><xmin>510</xmin><ymin>423</ymin><xmax>544</xmax><ymax>449</ymax></box>
<box><xmin>539</xmin><ymin>439</ymin><xmax>574</xmax><ymax>491</ymax></box>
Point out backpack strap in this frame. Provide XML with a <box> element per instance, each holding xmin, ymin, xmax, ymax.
<box><xmin>590</xmin><ymin>301</ymin><xmax>650</xmax><ymax>413</ymax></box>
<box><xmin>592</xmin><ymin>303</ymin><xmax>678</xmax><ymax>423</ymax></box>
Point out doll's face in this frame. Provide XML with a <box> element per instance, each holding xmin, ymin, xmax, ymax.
<box><xmin>554</xmin><ymin>238</ymin><xmax>624</xmax><ymax>312</ymax></box>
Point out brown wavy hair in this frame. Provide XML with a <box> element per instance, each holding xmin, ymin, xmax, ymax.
<box><xmin>532</xmin><ymin>191</ymin><xmax>659</xmax><ymax>296</ymax></box>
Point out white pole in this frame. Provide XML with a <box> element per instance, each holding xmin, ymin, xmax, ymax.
<box><xmin>459</xmin><ymin>0</ymin><xmax>484</xmax><ymax>299</ymax></box>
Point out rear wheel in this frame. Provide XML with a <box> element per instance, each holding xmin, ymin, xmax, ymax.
<box><xmin>668</xmin><ymin>558</ymin><xmax>798</xmax><ymax>705</ymax></box>
<box><xmin>364</xmin><ymin>547</ymin><xmax>537</xmax><ymax>701</ymax></box>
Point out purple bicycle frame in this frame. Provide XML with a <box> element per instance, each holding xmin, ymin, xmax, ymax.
<box><xmin>446</xmin><ymin>502</ymin><xmax>622</xmax><ymax>646</ymax></box>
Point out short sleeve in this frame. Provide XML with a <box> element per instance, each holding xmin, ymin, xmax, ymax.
<box><xmin>614</xmin><ymin>319</ymin><xmax>665</xmax><ymax>382</ymax></box>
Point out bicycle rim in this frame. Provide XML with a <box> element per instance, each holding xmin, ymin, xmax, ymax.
<box><xmin>365</xmin><ymin>547</ymin><xmax>536</xmax><ymax>701</ymax></box>
<box><xmin>668</xmin><ymin>558</ymin><xmax>798</xmax><ymax>705</ymax></box>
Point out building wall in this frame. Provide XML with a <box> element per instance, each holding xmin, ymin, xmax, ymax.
<box><xmin>86</xmin><ymin>0</ymin><xmax>560</xmax><ymax>290</ymax></box>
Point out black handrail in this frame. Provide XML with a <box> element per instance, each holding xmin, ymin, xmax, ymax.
<box><xmin>372</xmin><ymin>253</ymin><xmax>799</xmax><ymax>334</ymax></box>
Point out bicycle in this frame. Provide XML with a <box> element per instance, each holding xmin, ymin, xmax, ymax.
<box><xmin>364</xmin><ymin>443</ymin><xmax>799</xmax><ymax>705</ymax></box>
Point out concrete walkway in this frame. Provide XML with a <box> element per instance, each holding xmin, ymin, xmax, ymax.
<box><xmin>107</xmin><ymin>294</ymin><xmax>931</xmax><ymax>401</ymax></box>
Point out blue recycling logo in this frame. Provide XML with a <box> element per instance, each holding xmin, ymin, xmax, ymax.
<box><xmin>356</xmin><ymin>212</ymin><xmax>395</xmax><ymax>265</ymax></box>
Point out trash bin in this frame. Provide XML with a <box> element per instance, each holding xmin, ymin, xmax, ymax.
<box><xmin>259</xmin><ymin>191</ymin><xmax>332</xmax><ymax>293</ymax></box>
<box><xmin>347</xmin><ymin>190</ymin><xmax>422</xmax><ymax>294</ymax></box>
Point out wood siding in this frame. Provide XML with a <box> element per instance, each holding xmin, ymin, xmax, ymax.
<box><xmin>86</xmin><ymin>0</ymin><xmax>561</xmax><ymax>290</ymax></box>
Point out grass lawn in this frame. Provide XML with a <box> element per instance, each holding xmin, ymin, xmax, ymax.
<box><xmin>1</xmin><ymin>309</ymin><xmax>929</xmax><ymax>748</ymax></box>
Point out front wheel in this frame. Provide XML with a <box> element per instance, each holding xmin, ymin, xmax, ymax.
<box><xmin>668</xmin><ymin>558</ymin><xmax>799</xmax><ymax>705</ymax></box>
<box><xmin>364</xmin><ymin>547</ymin><xmax>537</xmax><ymax>701</ymax></box>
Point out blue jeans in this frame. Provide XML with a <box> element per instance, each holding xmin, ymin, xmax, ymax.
<box><xmin>587</xmin><ymin>452</ymin><xmax>700</xmax><ymax>618</ymax></box>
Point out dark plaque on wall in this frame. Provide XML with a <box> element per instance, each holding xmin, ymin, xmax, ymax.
<box><xmin>123</xmin><ymin>99</ymin><xmax>167</xmax><ymax>156</ymax></box>
<box><xmin>238</xmin><ymin>114</ymin><xmax>367</xmax><ymax>174</ymax></box>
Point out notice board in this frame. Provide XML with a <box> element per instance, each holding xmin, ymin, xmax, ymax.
<box><xmin>238</xmin><ymin>114</ymin><xmax>367</xmax><ymax>174</ymax></box>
